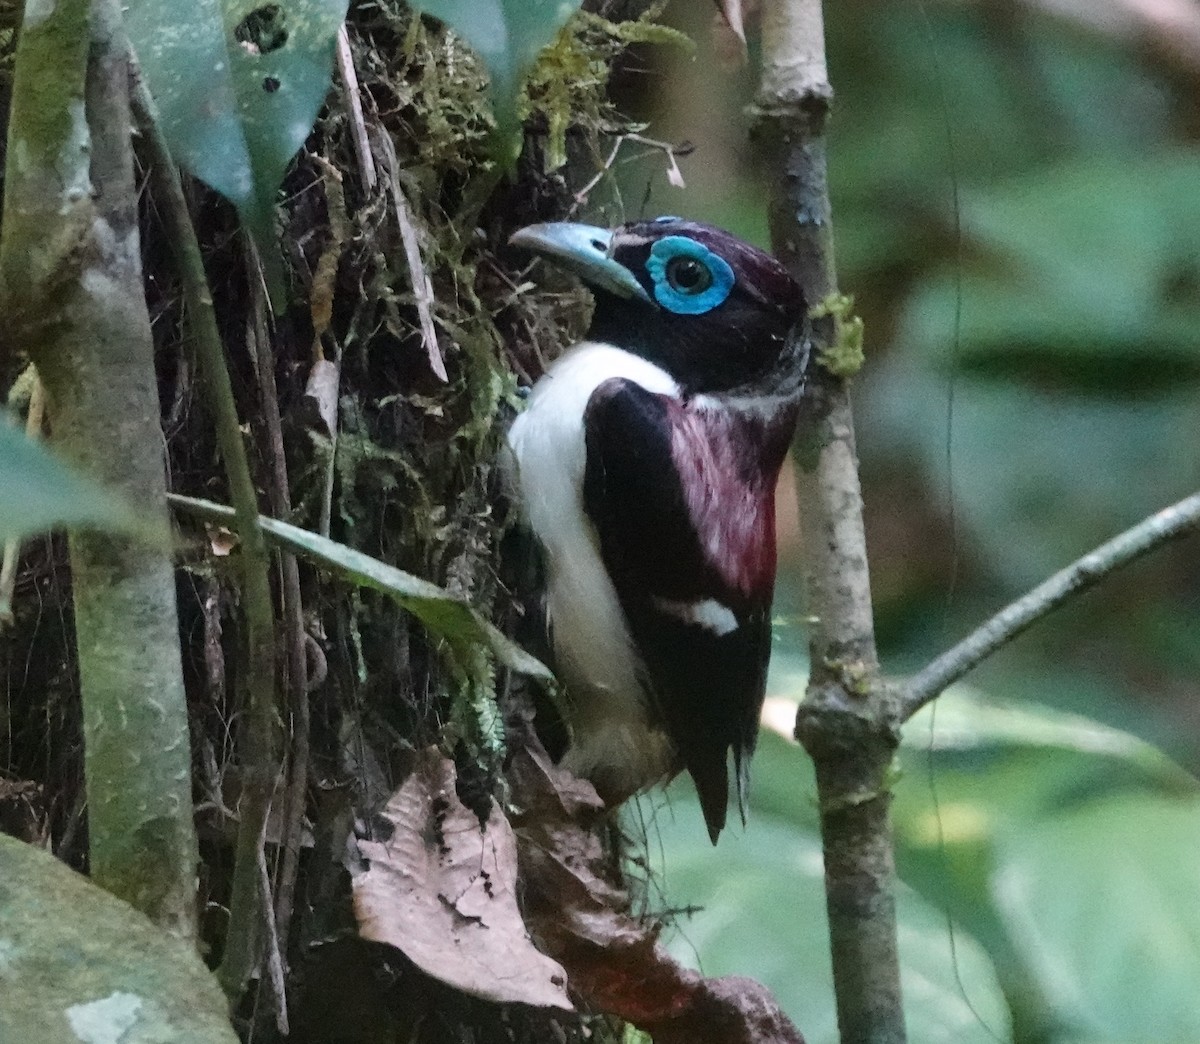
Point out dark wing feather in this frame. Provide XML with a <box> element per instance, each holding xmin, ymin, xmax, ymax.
<box><xmin>582</xmin><ymin>377</ymin><xmax>795</xmax><ymax>842</ymax></box>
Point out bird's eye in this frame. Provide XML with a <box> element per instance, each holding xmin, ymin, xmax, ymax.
<box><xmin>665</xmin><ymin>256</ymin><xmax>713</xmax><ymax>294</ymax></box>
<box><xmin>645</xmin><ymin>235</ymin><xmax>736</xmax><ymax>315</ymax></box>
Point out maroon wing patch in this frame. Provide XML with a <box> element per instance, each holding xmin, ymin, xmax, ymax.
<box><xmin>582</xmin><ymin>377</ymin><xmax>797</xmax><ymax>841</ymax></box>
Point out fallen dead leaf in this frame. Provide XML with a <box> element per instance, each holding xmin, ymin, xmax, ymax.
<box><xmin>510</xmin><ymin>742</ymin><xmax>805</xmax><ymax>1044</ymax></box>
<box><xmin>352</xmin><ymin>747</ymin><xmax>573</xmax><ymax>1011</ymax></box>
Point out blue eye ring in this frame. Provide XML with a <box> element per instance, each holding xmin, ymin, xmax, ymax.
<box><xmin>645</xmin><ymin>236</ymin><xmax>735</xmax><ymax>315</ymax></box>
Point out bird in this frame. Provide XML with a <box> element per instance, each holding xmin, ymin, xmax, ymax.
<box><xmin>506</xmin><ymin>217</ymin><xmax>808</xmax><ymax>843</ymax></box>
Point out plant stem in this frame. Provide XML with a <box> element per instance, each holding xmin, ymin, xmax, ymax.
<box><xmin>0</xmin><ymin>0</ymin><xmax>198</xmax><ymax>938</ymax></box>
<box><xmin>246</xmin><ymin>269</ymin><xmax>310</xmax><ymax>967</ymax></box>
<box><xmin>903</xmin><ymin>490</ymin><xmax>1200</xmax><ymax>719</ymax></box>
<box><xmin>753</xmin><ymin>0</ymin><xmax>906</xmax><ymax>1040</ymax></box>
<box><xmin>131</xmin><ymin>79</ymin><xmax>280</xmax><ymax>997</ymax></box>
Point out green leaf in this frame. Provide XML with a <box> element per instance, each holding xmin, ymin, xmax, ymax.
<box><xmin>0</xmin><ymin>834</ymin><xmax>236</xmax><ymax>1043</ymax></box>
<box><xmin>127</xmin><ymin>0</ymin><xmax>349</xmax><ymax>300</ymax></box>
<box><xmin>412</xmin><ymin>0</ymin><xmax>582</xmax><ymax>148</ymax></box>
<box><xmin>892</xmin><ymin>688</ymin><xmax>1197</xmax><ymax>926</ymax></box>
<box><xmin>168</xmin><ymin>493</ymin><xmax>549</xmax><ymax>679</ymax></box>
<box><xmin>996</xmin><ymin>796</ymin><xmax>1200</xmax><ymax>1042</ymax></box>
<box><xmin>0</xmin><ymin>424</ymin><xmax>142</xmax><ymax>542</ymax></box>
<box><xmin>901</xmin><ymin>686</ymin><xmax>1197</xmax><ymax>801</ymax></box>
<box><xmin>644</xmin><ymin>787</ymin><xmax>1011</xmax><ymax>1044</ymax></box>
<box><xmin>892</xmin><ymin>691</ymin><xmax>1200</xmax><ymax>1041</ymax></box>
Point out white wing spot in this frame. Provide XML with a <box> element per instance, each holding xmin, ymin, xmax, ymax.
<box><xmin>653</xmin><ymin>597</ymin><xmax>739</xmax><ymax>636</ymax></box>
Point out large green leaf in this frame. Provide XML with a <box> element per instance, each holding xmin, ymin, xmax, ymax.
<box><xmin>892</xmin><ymin>689</ymin><xmax>1200</xmax><ymax>1041</ymax></box>
<box><xmin>127</xmin><ymin>0</ymin><xmax>348</xmax><ymax>298</ymax></box>
<box><xmin>412</xmin><ymin>0</ymin><xmax>582</xmax><ymax>146</ymax></box>
<box><xmin>0</xmin><ymin>834</ymin><xmax>236</xmax><ymax>1043</ymax></box>
<box><xmin>0</xmin><ymin>423</ymin><xmax>142</xmax><ymax>541</ymax></box>
<box><xmin>995</xmin><ymin>796</ymin><xmax>1200</xmax><ymax>1042</ymax></box>
<box><xmin>900</xmin><ymin>686</ymin><xmax>1197</xmax><ymax>807</ymax></box>
<box><xmin>168</xmin><ymin>494</ymin><xmax>548</xmax><ymax>678</ymax></box>
<box><xmin>644</xmin><ymin>787</ymin><xmax>1011</xmax><ymax>1044</ymax></box>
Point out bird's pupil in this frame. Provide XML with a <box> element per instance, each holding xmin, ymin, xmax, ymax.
<box><xmin>666</xmin><ymin>256</ymin><xmax>711</xmax><ymax>294</ymax></box>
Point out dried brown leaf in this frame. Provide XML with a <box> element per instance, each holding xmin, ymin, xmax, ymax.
<box><xmin>717</xmin><ymin>0</ymin><xmax>747</xmax><ymax>44</ymax></box>
<box><xmin>713</xmin><ymin>0</ymin><xmax>749</xmax><ymax>69</ymax></box>
<box><xmin>352</xmin><ymin>747</ymin><xmax>572</xmax><ymax>1010</ymax></box>
<box><xmin>665</xmin><ymin>151</ymin><xmax>687</xmax><ymax>188</ymax></box>
<box><xmin>510</xmin><ymin>742</ymin><xmax>804</xmax><ymax>1043</ymax></box>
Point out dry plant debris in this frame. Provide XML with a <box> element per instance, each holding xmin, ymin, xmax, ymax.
<box><xmin>510</xmin><ymin>743</ymin><xmax>806</xmax><ymax>1044</ymax></box>
<box><xmin>352</xmin><ymin>746</ymin><xmax>573</xmax><ymax>1011</ymax></box>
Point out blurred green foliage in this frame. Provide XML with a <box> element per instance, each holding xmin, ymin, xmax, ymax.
<box><xmin>606</xmin><ymin>1</ymin><xmax>1200</xmax><ymax>1041</ymax></box>
<box><xmin>639</xmin><ymin>653</ymin><xmax>1200</xmax><ymax>1043</ymax></box>
<box><xmin>0</xmin><ymin>422</ymin><xmax>146</xmax><ymax>543</ymax></box>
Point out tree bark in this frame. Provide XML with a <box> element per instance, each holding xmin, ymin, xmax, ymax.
<box><xmin>0</xmin><ymin>0</ymin><xmax>198</xmax><ymax>939</ymax></box>
<box><xmin>752</xmin><ymin>0</ymin><xmax>906</xmax><ymax>1040</ymax></box>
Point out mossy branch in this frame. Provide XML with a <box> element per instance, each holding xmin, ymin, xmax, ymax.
<box><xmin>132</xmin><ymin>78</ymin><xmax>280</xmax><ymax>998</ymax></box>
<box><xmin>0</xmin><ymin>0</ymin><xmax>198</xmax><ymax>938</ymax></box>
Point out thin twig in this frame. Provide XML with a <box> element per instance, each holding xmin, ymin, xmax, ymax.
<box><xmin>335</xmin><ymin>23</ymin><xmax>377</xmax><ymax>195</ymax></box>
<box><xmin>132</xmin><ymin>74</ymin><xmax>280</xmax><ymax>999</ymax></box>
<box><xmin>570</xmin><ymin>137</ymin><xmax>623</xmax><ymax>213</ymax></box>
<box><xmin>378</xmin><ymin>131</ymin><xmax>447</xmax><ymax>381</ymax></box>
<box><xmin>259</xmin><ymin>845</ymin><xmax>290</xmax><ymax>1035</ymax></box>
<box><xmin>569</xmin><ymin>133</ymin><xmax>694</xmax><ymax>214</ymax></box>
<box><xmin>245</xmin><ymin>265</ymin><xmax>310</xmax><ymax>970</ymax></box>
<box><xmin>0</xmin><ymin>369</ymin><xmax>45</xmax><ymax>625</ymax></box>
<box><xmin>903</xmin><ymin>490</ymin><xmax>1200</xmax><ymax>719</ymax></box>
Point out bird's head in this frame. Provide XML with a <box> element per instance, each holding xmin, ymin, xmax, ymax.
<box><xmin>510</xmin><ymin>217</ymin><xmax>806</xmax><ymax>394</ymax></box>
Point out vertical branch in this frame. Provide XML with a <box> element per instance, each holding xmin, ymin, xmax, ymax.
<box><xmin>0</xmin><ymin>0</ymin><xmax>198</xmax><ymax>937</ymax></box>
<box><xmin>132</xmin><ymin>80</ymin><xmax>280</xmax><ymax>998</ymax></box>
<box><xmin>752</xmin><ymin>1</ymin><xmax>906</xmax><ymax>1041</ymax></box>
<box><xmin>245</xmin><ymin>278</ymin><xmax>310</xmax><ymax>965</ymax></box>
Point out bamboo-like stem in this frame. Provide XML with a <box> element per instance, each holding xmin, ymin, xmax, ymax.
<box><xmin>903</xmin><ymin>490</ymin><xmax>1200</xmax><ymax>718</ymax></box>
<box><xmin>245</xmin><ymin>271</ymin><xmax>310</xmax><ymax>967</ymax></box>
<box><xmin>131</xmin><ymin>80</ymin><xmax>280</xmax><ymax>998</ymax></box>
<box><xmin>753</xmin><ymin>0</ymin><xmax>905</xmax><ymax>1040</ymax></box>
<box><xmin>0</xmin><ymin>0</ymin><xmax>198</xmax><ymax>938</ymax></box>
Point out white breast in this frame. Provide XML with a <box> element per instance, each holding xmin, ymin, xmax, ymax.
<box><xmin>506</xmin><ymin>342</ymin><xmax>679</xmax><ymax>799</ymax></box>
